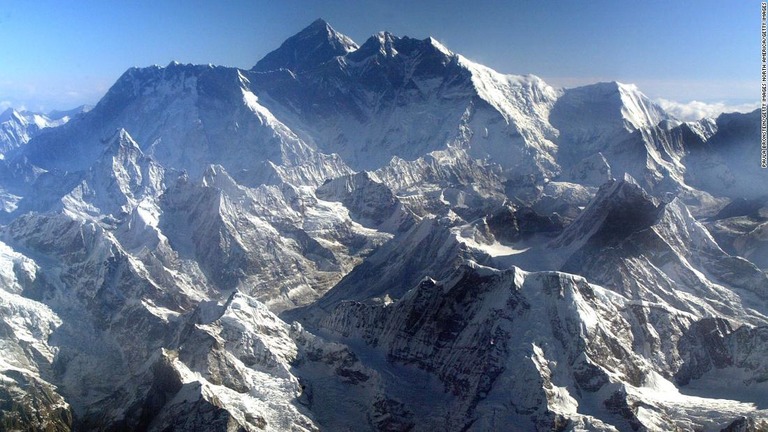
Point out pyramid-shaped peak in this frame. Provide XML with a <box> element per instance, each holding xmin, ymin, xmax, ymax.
<box><xmin>552</xmin><ymin>176</ymin><xmax>661</xmax><ymax>250</ymax></box>
<box><xmin>0</xmin><ymin>107</ymin><xmax>23</xmax><ymax>124</ymax></box>
<box><xmin>103</xmin><ymin>128</ymin><xmax>142</xmax><ymax>157</ymax></box>
<box><xmin>0</xmin><ymin>107</ymin><xmax>14</xmax><ymax>122</ymax></box>
<box><xmin>201</xmin><ymin>164</ymin><xmax>242</xmax><ymax>194</ymax></box>
<box><xmin>109</xmin><ymin>128</ymin><xmax>136</xmax><ymax>144</ymax></box>
<box><xmin>375</xmin><ymin>30</ymin><xmax>396</xmax><ymax>41</ymax></box>
<box><xmin>252</xmin><ymin>19</ymin><xmax>358</xmax><ymax>73</ymax></box>
<box><xmin>554</xmin><ymin>81</ymin><xmax>670</xmax><ymax>131</ymax></box>
<box><xmin>427</xmin><ymin>37</ymin><xmax>453</xmax><ymax>56</ymax></box>
<box><xmin>307</xmin><ymin>18</ymin><xmax>332</xmax><ymax>30</ymax></box>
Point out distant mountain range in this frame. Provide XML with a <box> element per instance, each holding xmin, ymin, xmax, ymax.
<box><xmin>0</xmin><ymin>105</ymin><xmax>91</xmax><ymax>156</ymax></box>
<box><xmin>0</xmin><ymin>19</ymin><xmax>765</xmax><ymax>431</ymax></box>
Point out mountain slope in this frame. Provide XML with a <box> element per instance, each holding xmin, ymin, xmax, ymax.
<box><xmin>318</xmin><ymin>264</ymin><xmax>767</xmax><ymax>430</ymax></box>
<box><xmin>250</xmin><ymin>21</ymin><xmax>561</xmax><ymax>180</ymax></box>
<box><xmin>1</xmin><ymin>18</ymin><xmax>766</xmax><ymax>432</ymax></box>
<box><xmin>18</xmin><ymin>64</ymin><xmax>352</xmax><ymax>186</ymax></box>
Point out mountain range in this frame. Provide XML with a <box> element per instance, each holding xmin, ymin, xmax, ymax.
<box><xmin>0</xmin><ymin>19</ymin><xmax>766</xmax><ymax>431</ymax></box>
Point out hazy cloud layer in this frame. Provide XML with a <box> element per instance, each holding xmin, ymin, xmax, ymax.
<box><xmin>656</xmin><ymin>98</ymin><xmax>760</xmax><ymax>121</ymax></box>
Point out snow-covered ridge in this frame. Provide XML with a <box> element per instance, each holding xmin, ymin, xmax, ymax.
<box><xmin>252</xmin><ymin>18</ymin><xmax>358</xmax><ymax>73</ymax></box>
<box><xmin>0</xmin><ymin>105</ymin><xmax>90</xmax><ymax>157</ymax></box>
<box><xmin>319</xmin><ymin>264</ymin><xmax>768</xmax><ymax>430</ymax></box>
<box><xmin>1</xmin><ymin>17</ymin><xmax>766</xmax><ymax>432</ymax></box>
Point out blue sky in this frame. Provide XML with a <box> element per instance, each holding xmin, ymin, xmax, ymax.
<box><xmin>0</xmin><ymin>0</ymin><xmax>759</xmax><ymax>118</ymax></box>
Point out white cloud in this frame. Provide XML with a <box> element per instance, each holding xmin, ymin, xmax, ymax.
<box><xmin>656</xmin><ymin>98</ymin><xmax>760</xmax><ymax>122</ymax></box>
<box><xmin>0</xmin><ymin>101</ymin><xmax>11</xmax><ymax>111</ymax></box>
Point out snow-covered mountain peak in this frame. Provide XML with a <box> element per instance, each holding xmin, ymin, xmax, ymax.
<box><xmin>348</xmin><ymin>32</ymin><xmax>456</xmax><ymax>64</ymax></box>
<box><xmin>372</xmin><ymin>31</ymin><xmax>398</xmax><ymax>57</ymax></box>
<box><xmin>0</xmin><ymin>106</ymin><xmax>84</xmax><ymax>158</ymax></box>
<box><xmin>426</xmin><ymin>37</ymin><xmax>452</xmax><ymax>57</ymax></box>
<box><xmin>47</xmin><ymin>104</ymin><xmax>92</xmax><ymax>123</ymax></box>
<box><xmin>682</xmin><ymin>116</ymin><xmax>718</xmax><ymax>142</ymax></box>
<box><xmin>552</xmin><ymin>175</ymin><xmax>661</xmax><ymax>250</ymax></box>
<box><xmin>104</xmin><ymin>128</ymin><xmax>141</xmax><ymax>154</ymax></box>
<box><xmin>0</xmin><ymin>108</ymin><xmax>57</xmax><ymax>130</ymax></box>
<box><xmin>56</xmin><ymin>127</ymin><xmax>166</xmax><ymax>220</ymax></box>
<box><xmin>200</xmin><ymin>164</ymin><xmax>243</xmax><ymax>197</ymax></box>
<box><xmin>457</xmin><ymin>55</ymin><xmax>561</xmax><ymax>117</ymax></box>
<box><xmin>95</xmin><ymin>62</ymin><xmax>205</xmax><ymax>116</ymax></box>
<box><xmin>97</xmin><ymin>129</ymin><xmax>157</xmax><ymax>192</ymax></box>
<box><xmin>4</xmin><ymin>19</ymin><xmax>767</xmax><ymax>432</ymax></box>
<box><xmin>252</xmin><ymin>18</ymin><xmax>358</xmax><ymax>73</ymax></box>
<box><xmin>614</xmin><ymin>81</ymin><xmax>669</xmax><ymax>130</ymax></box>
<box><xmin>548</xmin><ymin>80</ymin><xmax>688</xmax><ymax>190</ymax></box>
<box><xmin>553</xmin><ymin>81</ymin><xmax>669</xmax><ymax>134</ymax></box>
<box><xmin>0</xmin><ymin>108</ymin><xmax>23</xmax><ymax>124</ymax></box>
